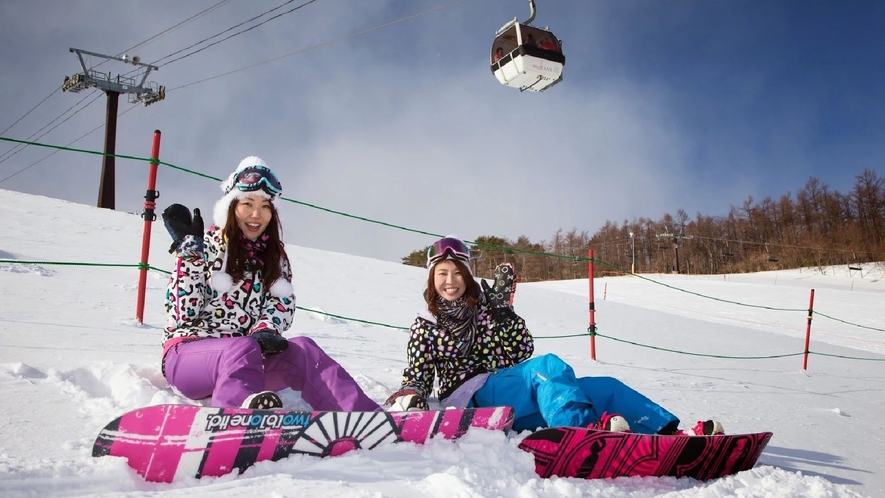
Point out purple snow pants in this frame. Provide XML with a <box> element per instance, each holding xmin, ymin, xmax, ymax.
<box><xmin>164</xmin><ymin>336</ymin><xmax>382</xmax><ymax>411</ymax></box>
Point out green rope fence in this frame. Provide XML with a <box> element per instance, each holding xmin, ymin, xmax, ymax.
<box><xmin>3</xmin><ymin>257</ymin><xmax>883</xmax><ymax>361</ymax></box>
<box><xmin>593</xmin><ymin>259</ymin><xmax>809</xmax><ymax>312</ymax></box>
<box><xmin>597</xmin><ymin>333</ymin><xmax>806</xmax><ymax>360</ymax></box>
<box><xmin>1</xmin><ymin>135</ymin><xmax>882</xmax><ymax>362</ymax></box>
<box><xmin>1</xmin><ymin>259</ymin><xmax>413</xmax><ymax>331</ymax></box>
<box><xmin>0</xmin><ymin>136</ymin><xmax>598</xmax><ymax>260</ymax></box>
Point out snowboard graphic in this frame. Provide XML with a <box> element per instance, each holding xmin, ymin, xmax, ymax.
<box><xmin>518</xmin><ymin>427</ymin><xmax>772</xmax><ymax>480</ymax></box>
<box><xmin>93</xmin><ymin>404</ymin><xmax>514</xmax><ymax>482</ymax></box>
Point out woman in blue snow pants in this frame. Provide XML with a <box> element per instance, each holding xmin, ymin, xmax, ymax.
<box><xmin>383</xmin><ymin>236</ymin><xmax>682</xmax><ymax>434</ymax></box>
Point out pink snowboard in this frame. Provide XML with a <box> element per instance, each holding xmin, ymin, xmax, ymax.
<box><xmin>93</xmin><ymin>405</ymin><xmax>514</xmax><ymax>482</ymax></box>
<box><xmin>518</xmin><ymin>427</ymin><xmax>772</xmax><ymax>480</ymax></box>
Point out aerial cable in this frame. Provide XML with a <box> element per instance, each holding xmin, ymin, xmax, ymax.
<box><xmin>2</xmin><ymin>0</ymin><xmax>472</xmax><ymax>177</ymax></box>
<box><xmin>0</xmin><ymin>103</ymin><xmax>138</xmax><ymax>184</ymax></box>
<box><xmin>0</xmin><ymin>2</ymin><xmax>232</xmax><ymax>153</ymax></box>
<box><xmin>171</xmin><ymin>0</ymin><xmax>469</xmax><ymax>91</ymax></box>
<box><xmin>0</xmin><ymin>86</ymin><xmax>59</xmax><ymax>137</ymax></box>
<box><xmin>153</xmin><ymin>0</ymin><xmax>319</xmax><ymax>67</ymax></box>
<box><xmin>0</xmin><ymin>91</ymin><xmax>101</xmax><ymax>165</ymax></box>
<box><xmin>115</xmin><ymin>0</ymin><xmax>234</xmax><ymax>79</ymax></box>
<box><xmin>117</xmin><ymin>0</ymin><xmax>232</xmax><ymax>56</ymax></box>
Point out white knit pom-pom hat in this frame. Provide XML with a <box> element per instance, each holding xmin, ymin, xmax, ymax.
<box><xmin>212</xmin><ymin>156</ymin><xmax>282</xmax><ymax>228</ymax></box>
<box><xmin>208</xmin><ymin>156</ymin><xmax>293</xmax><ymax>299</ymax></box>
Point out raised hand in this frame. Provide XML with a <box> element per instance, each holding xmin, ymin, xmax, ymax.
<box><xmin>481</xmin><ymin>262</ymin><xmax>517</xmax><ymax>308</ymax></box>
<box><xmin>162</xmin><ymin>204</ymin><xmax>204</xmax><ymax>254</ymax></box>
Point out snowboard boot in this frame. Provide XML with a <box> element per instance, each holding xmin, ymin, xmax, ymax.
<box><xmin>595</xmin><ymin>412</ymin><xmax>632</xmax><ymax>433</ymax></box>
<box><xmin>692</xmin><ymin>419</ymin><xmax>725</xmax><ymax>436</ymax></box>
<box><xmin>242</xmin><ymin>391</ymin><xmax>283</xmax><ymax>410</ymax></box>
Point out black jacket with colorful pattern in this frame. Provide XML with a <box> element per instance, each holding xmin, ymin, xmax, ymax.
<box><xmin>162</xmin><ymin>227</ymin><xmax>296</xmax><ymax>360</ymax></box>
<box><xmin>399</xmin><ymin>294</ymin><xmax>534</xmax><ymax>401</ymax></box>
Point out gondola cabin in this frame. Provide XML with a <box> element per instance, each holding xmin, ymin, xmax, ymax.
<box><xmin>491</xmin><ymin>20</ymin><xmax>565</xmax><ymax>92</ymax></box>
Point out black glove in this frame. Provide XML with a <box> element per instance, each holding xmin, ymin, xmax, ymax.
<box><xmin>481</xmin><ymin>262</ymin><xmax>517</xmax><ymax>308</ymax></box>
<box><xmin>251</xmin><ymin>330</ymin><xmax>289</xmax><ymax>355</ymax></box>
<box><xmin>482</xmin><ymin>262</ymin><xmax>518</xmax><ymax>321</ymax></box>
<box><xmin>162</xmin><ymin>204</ymin><xmax>204</xmax><ymax>254</ymax></box>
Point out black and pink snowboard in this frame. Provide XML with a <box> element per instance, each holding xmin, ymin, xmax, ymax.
<box><xmin>93</xmin><ymin>404</ymin><xmax>514</xmax><ymax>482</ymax></box>
<box><xmin>518</xmin><ymin>426</ymin><xmax>772</xmax><ymax>480</ymax></box>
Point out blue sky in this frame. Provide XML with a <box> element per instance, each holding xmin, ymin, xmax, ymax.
<box><xmin>0</xmin><ymin>0</ymin><xmax>882</xmax><ymax>262</ymax></box>
<box><xmin>597</xmin><ymin>1</ymin><xmax>884</xmax><ymax>188</ymax></box>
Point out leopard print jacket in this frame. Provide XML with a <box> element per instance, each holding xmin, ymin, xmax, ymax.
<box><xmin>399</xmin><ymin>296</ymin><xmax>534</xmax><ymax>401</ymax></box>
<box><xmin>162</xmin><ymin>227</ymin><xmax>296</xmax><ymax>355</ymax></box>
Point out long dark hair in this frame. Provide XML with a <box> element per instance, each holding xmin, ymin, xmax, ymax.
<box><xmin>222</xmin><ymin>199</ymin><xmax>284</xmax><ymax>286</ymax></box>
<box><xmin>425</xmin><ymin>259</ymin><xmax>480</xmax><ymax>315</ymax></box>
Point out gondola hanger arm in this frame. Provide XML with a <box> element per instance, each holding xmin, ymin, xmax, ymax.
<box><xmin>525</xmin><ymin>0</ymin><xmax>536</xmax><ymax>26</ymax></box>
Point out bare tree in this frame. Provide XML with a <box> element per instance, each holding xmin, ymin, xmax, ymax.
<box><xmin>400</xmin><ymin>171</ymin><xmax>884</xmax><ymax>278</ymax></box>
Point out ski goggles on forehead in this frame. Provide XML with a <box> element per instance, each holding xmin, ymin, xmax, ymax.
<box><xmin>427</xmin><ymin>237</ymin><xmax>471</xmax><ymax>267</ymax></box>
<box><xmin>233</xmin><ymin>165</ymin><xmax>282</xmax><ymax>196</ymax></box>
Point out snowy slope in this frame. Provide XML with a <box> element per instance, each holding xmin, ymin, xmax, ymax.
<box><xmin>0</xmin><ymin>188</ymin><xmax>882</xmax><ymax>498</ymax></box>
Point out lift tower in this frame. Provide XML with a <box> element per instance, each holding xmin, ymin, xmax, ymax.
<box><xmin>61</xmin><ymin>48</ymin><xmax>165</xmax><ymax>210</ymax></box>
<box><xmin>656</xmin><ymin>228</ymin><xmax>693</xmax><ymax>274</ymax></box>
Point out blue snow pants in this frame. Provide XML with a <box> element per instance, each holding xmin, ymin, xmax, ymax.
<box><xmin>472</xmin><ymin>353</ymin><xmax>678</xmax><ymax>434</ymax></box>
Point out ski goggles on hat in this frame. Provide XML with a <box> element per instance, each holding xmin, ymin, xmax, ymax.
<box><xmin>426</xmin><ymin>237</ymin><xmax>471</xmax><ymax>268</ymax></box>
<box><xmin>233</xmin><ymin>165</ymin><xmax>282</xmax><ymax>196</ymax></box>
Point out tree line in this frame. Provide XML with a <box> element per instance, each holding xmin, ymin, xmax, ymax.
<box><xmin>402</xmin><ymin>169</ymin><xmax>885</xmax><ymax>280</ymax></box>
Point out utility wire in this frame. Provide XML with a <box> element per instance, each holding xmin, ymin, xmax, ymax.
<box><xmin>686</xmin><ymin>233</ymin><xmax>868</xmax><ymax>255</ymax></box>
<box><xmin>592</xmin><ymin>230</ymin><xmax>878</xmax><ymax>256</ymax></box>
<box><xmin>115</xmin><ymin>0</ymin><xmax>232</xmax><ymax>58</ymax></box>
<box><xmin>152</xmin><ymin>0</ymin><xmax>318</xmax><ymax>67</ymax></box>
<box><xmin>0</xmin><ymin>91</ymin><xmax>100</xmax><ymax>165</ymax></box>
<box><xmin>115</xmin><ymin>0</ymin><xmax>234</xmax><ymax>79</ymax></box>
<box><xmin>0</xmin><ymin>104</ymin><xmax>139</xmax><ymax>184</ymax></box>
<box><xmin>2</xmin><ymin>0</ymin><xmax>470</xmax><ymax>178</ymax></box>
<box><xmin>1</xmin><ymin>2</ymin><xmax>233</xmax><ymax>160</ymax></box>
<box><xmin>171</xmin><ymin>0</ymin><xmax>470</xmax><ymax>91</ymax></box>
<box><xmin>2</xmin><ymin>0</ymin><xmax>321</xmax><ymax>168</ymax></box>
<box><xmin>0</xmin><ymin>86</ymin><xmax>60</xmax><ymax>137</ymax></box>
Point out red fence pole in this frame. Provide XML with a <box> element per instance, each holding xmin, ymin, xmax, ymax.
<box><xmin>588</xmin><ymin>249</ymin><xmax>596</xmax><ymax>361</ymax></box>
<box><xmin>135</xmin><ymin>130</ymin><xmax>162</xmax><ymax>323</ymax></box>
<box><xmin>802</xmin><ymin>288</ymin><xmax>815</xmax><ymax>370</ymax></box>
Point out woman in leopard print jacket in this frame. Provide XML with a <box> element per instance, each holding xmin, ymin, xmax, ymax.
<box><xmin>385</xmin><ymin>236</ymin><xmax>685</xmax><ymax>435</ymax></box>
<box><xmin>161</xmin><ymin>156</ymin><xmax>381</xmax><ymax>412</ymax></box>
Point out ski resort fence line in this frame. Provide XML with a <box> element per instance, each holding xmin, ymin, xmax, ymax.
<box><xmin>1</xmin><ymin>134</ymin><xmax>883</xmax><ymax>370</ymax></box>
